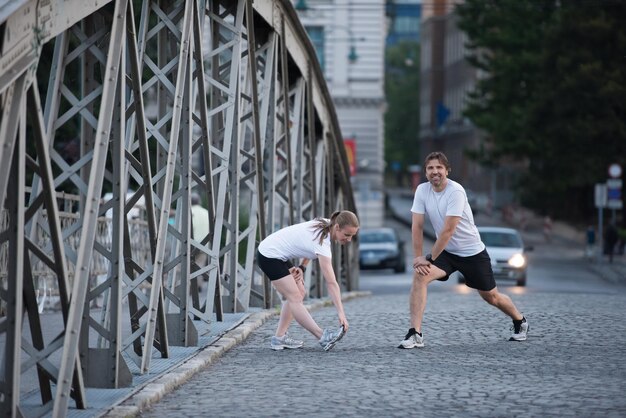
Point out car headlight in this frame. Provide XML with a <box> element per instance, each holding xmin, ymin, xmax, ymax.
<box><xmin>508</xmin><ymin>253</ymin><xmax>526</xmax><ymax>268</ymax></box>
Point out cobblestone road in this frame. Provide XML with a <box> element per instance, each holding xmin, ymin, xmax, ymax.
<box><xmin>137</xmin><ymin>289</ymin><xmax>626</xmax><ymax>417</ymax></box>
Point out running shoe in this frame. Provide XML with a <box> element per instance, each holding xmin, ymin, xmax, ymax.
<box><xmin>319</xmin><ymin>326</ymin><xmax>345</xmax><ymax>351</ymax></box>
<box><xmin>398</xmin><ymin>329</ymin><xmax>424</xmax><ymax>349</ymax></box>
<box><xmin>509</xmin><ymin>317</ymin><xmax>529</xmax><ymax>341</ymax></box>
<box><xmin>270</xmin><ymin>333</ymin><xmax>304</xmax><ymax>350</ymax></box>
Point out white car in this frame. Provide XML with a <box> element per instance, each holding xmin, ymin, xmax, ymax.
<box><xmin>458</xmin><ymin>226</ymin><xmax>532</xmax><ymax>286</ymax></box>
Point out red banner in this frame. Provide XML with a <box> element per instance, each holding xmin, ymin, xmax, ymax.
<box><xmin>344</xmin><ymin>139</ymin><xmax>356</xmax><ymax>176</ymax></box>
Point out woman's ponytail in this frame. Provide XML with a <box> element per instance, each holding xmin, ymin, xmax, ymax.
<box><xmin>312</xmin><ymin>210</ymin><xmax>359</xmax><ymax>244</ymax></box>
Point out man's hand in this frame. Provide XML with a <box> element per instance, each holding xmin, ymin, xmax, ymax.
<box><xmin>412</xmin><ymin>255</ymin><xmax>431</xmax><ymax>276</ymax></box>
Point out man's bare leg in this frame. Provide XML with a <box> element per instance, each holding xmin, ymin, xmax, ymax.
<box><xmin>409</xmin><ymin>267</ymin><xmax>447</xmax><ymax>332</ymax></box>
<box><xmin>478</xmin><ymin>288</ymin><xmax>524</xmax><ymax>321</ymax></box>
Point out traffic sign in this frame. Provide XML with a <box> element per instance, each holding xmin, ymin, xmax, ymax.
<box><xmin>608</xmin><ymin>163</ymin><xmax>622</xmax><ymax>178</ymax></box>
<box><xmin>606</xmin><ymin>178</ymin><xmax>622</xmax><ymax>209</ymax></box>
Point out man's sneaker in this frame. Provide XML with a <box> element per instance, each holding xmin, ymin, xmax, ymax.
<box><xmin>270</xmin><ymin>333</ymin><xmax>304</xmax><ymax>350</ymax></box>
<box><xmin>319</xmin><ymin>326</ymin><xmax>345</xmax><ymax>351</ymax></box>
<box><xmin>509</xmin><ymin>317</ymin><xmax>529</xmax><ymax>341</ymax></box>
<box><xmin>398</xmin><ymin>329</ymin><xmax>424</xmax><ymax>349</ymax></box>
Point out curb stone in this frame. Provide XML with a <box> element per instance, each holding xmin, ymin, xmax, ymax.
<box><xmin>100</xmin><ymin>290</ymin><xmax>371</xmax><ymax>418</ymax></box>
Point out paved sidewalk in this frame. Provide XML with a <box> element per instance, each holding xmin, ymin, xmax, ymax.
<box><xmin>134</xmin><ymin>288</ymin><xmax>626</xmax><ymax>417</ymax></box>
<box><xmin>101</xmin><ymin>292</ymin><xmax>370</xmax><ymax>418</ymax></box>
<box><xmin>386</xmin><ymin>188</ymin><xmax>626</xmax><ymax>285</ymax></box>
<box><xmin>30</xmin><ymin>188</ymin><xmax>624</xmax><ymax>417</ymax></box>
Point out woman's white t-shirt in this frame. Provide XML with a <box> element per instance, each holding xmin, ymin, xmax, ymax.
<box><xmin>258</xmin><ymin>219</ymin><xmax>332</xmax><ymax>261</ymax></box>
<box><xmin>411</xmin><ymin>179</ymin><xmax>484</xmax><ymax>257</ymax></box>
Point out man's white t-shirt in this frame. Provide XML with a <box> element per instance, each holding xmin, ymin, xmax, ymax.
<box><xmin>258</xmin><ymin>219</ymin><xmax>332</xmax><ymax>261</ymax></box>
<box><xmin>411</xmin><ymin>179</ymin><xmax>484</xmax><ymax>257</ymax></box>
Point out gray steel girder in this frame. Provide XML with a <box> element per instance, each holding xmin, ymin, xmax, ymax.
<box><xmin>0</xmin><ymin>0</ymin><xmax>357</xmax><ymax>416</ymax></box>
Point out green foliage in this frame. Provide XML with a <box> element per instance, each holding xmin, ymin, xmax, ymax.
<box><xmin>456</xmin><ymin>0</ymin><xmax>626</xmax><ymax>222</ymax></box>
<box><xmin>384</xmin><ymin>41</ymin><xmax>421</xmax><ymax>181</ymax></box>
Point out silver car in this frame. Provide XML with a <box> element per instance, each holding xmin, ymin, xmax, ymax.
<box><xmin>359</xmin><ymin>228</ymin><xmax>407</xmax><ymax>273</ymax></box>
<box><xmin>458</xmin><ymin>226</ymin><xmax>532</xmax><ymax>286</ymax></box>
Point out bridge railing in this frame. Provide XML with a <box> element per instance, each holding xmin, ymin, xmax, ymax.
<box><xmin>0</xmin><ymin>0</ymin><xmax>358</xmax><ymax>416</ymax></box>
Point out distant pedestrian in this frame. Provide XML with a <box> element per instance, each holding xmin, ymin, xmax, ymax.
<box><xmin>191</xmin><ymin>193</ymin><xmax>209</xmax><ymax>241</ymax></box>
<box><xmin>257</xmin><ymin>211</ymin><xmax>359</xmax><ymax>351</ymax></box>
<box><xmin>543</xmin><ymin>216</ymin><xmax>553</xmax><ymax>243</ymax></box>
<box><xmin>585</xmin><ymin>225</ymin><xmax>596</xmax><ymax>260</ymax></box>
<box><xmin>605</xmin><ymin>223</ymin><xmax>619</xmax><ymax>263</ymax></box>
<box><xmin>398</xmin><ymin>151</ymin><xmax>528</xmax><ymax>349</ymax></box>
<box><xmin>191</xmin><ymin>193</ymin><xmax>210</xmax><ymax>290</ymax></box>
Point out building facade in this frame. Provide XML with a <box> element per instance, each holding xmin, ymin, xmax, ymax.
<box><xmin>296</xmin><ymin>0</ymin><xmax>387</xmax><ymax>227</ymax></box>
<box><xmin>419</xmin><ymin>0</ymin><xmax>514</xmax><ymax>208</ymax></box>
<box><xmin>386</xmin><ymin>0</ymin><xmax>421</xmax><ymax>46</ymax></box>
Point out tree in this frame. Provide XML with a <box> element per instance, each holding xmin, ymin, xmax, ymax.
<box><xmin>384</xmin><ymin>41</ymin><xmax>421</xmax><ymax>186</ymax></box>
<box><xmin>523</xmin><ymin>0</ymin><xmax>626</xmax><ymax>220</ymax></box>
<box><xmin>456</xmin><ymin>0</ymin><xmax>558</xmax><ymax>161</ymax></box>
<box><xmin>456</xmin><ymin>0</ymin><xmax>626</xmax><ymax>223</ymax></box>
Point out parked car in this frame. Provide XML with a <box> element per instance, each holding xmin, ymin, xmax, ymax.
<box><xmin>359</xmin><ymin>227</ymin><xmax>406</xmax><ymax>273</ymax></box>
<box><xmin>458</xmin><ymin>226</ymin><xmax>532</xmax><ymax>286</ymax></box>
<box><xmin>465</xmin><ymin>189</ymin><xmax>492</xmax><ymax>215</ymax></box>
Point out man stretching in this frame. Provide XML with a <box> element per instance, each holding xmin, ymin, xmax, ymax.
<box><xmin>399</xmin><ymin>151</ymin><xmax>528</xmax><ymax>349</ymax></box>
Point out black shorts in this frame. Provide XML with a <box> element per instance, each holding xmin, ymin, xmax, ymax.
<box><xmin>257</xmin><ymin>250</ymin><xmax>294</xmax><ymax>281</ymax></box>
<box><xmin>431</xmin><ymin>249</ymin><xmax>496</xmax><ymax>291</ymax></box>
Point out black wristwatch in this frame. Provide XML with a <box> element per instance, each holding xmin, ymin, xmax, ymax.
<box><xmin>425</xmin><ymin>253</ymin><xmax>433</xmax><ymax>263</ymax></box>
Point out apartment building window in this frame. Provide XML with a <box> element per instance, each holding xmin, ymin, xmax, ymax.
<box><xmin>393</xmin><ymin>16</ymin><xmax>419</xmax><ymax>36</ymax></box>
<box><xmin>305</xmin><ymin>26</ymin><xmax>325</xmax><ymax>71</ymax></box>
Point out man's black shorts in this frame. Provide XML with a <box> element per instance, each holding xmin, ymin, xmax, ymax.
<box><xmin>257</xmin><ymin>250</ymin><xmax>294</xmax><ymax>281</ymax></box>
<box><xmin>431</xmin><ymin>249</ymin><xmax>496</xmax><ymax>291</ymax></box>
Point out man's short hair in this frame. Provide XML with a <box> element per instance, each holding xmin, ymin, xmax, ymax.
<box><xmin>424</xmin><ymin>151</ymin><xmax>451</xmax><ymax>173</ymax></box>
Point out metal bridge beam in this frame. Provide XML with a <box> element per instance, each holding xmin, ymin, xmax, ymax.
<box><xmin>0</xmin><ymin>0</ymin><xmax>358</xmax><ymax>415</ymax></box>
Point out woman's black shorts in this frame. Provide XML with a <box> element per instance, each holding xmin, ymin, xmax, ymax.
<box><xmin>257</xmin><ymin>250</ymin><xmax>294</xmax><ymax>281</ymax></box>
<box><xmin>431</xmin><ymin>249</ymin><xmax>496</xmax><ymax>291</ymax></box>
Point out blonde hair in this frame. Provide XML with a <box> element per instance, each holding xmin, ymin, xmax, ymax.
<box><xmin>312</xmin><ymin>210</ymin><xmax>359</xmax><ymax>244</ymax></box>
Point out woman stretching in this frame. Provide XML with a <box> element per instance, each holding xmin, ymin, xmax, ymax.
<box><xmin>257</xmin><ymin>210</ymin><xmax>359</xmax><ymax>351</ymax></box>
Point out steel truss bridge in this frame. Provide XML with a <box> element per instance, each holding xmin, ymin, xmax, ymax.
<box><xmin>0</xmin><ymin>0</ymin><xmax>358</xmax><ymax>415</ymax></box>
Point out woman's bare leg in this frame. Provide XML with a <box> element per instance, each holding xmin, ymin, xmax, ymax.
<box><xmin>272</xmin><ymin>276</ymin><xmax>322</xmax><ymax>339</ymax></box>
<box><xmin>275</xmin><ymin>276</ymin><xmax>306</xmax><ymax>336</ymax></box>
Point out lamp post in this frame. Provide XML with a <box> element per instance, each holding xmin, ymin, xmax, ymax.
<box><xmin>294</xmin><ymin>0</ymin><xmax>386</xmax><ymax>228</ymax></box>
<box><xmin>295</xmin><ymin>0</ymin><xmax>309</xmax><ymax>11</ymax></box>
<box><xmin>348</xmin><ymin>45</ymin><xmax>359</xmax><ymax>63</ymax></box>
<box><xmin>294</xmin><ymin>1</ymin><xmax>365</xmax><ymax>64</ymax></box>
<box><xmin>358</xmin><ymin>159</ymin><xmax>371</xmax><ymax>227</ymax></box>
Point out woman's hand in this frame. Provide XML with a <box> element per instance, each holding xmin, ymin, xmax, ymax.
<box><xmin>289</xmin><ymin>266</ymin><xmax>306</xmax><ymax>300</ymax></box>
<box><xmin>289</xmin><ymin>266</ymin><xmax>303</xmax><ymax>281</ymax></box>
<box><xmin>338</xmin><ymin>314</ymin><xmax>349</xmax><ymax>333</ymax></box>
<box><xmin>317</xmin><ymin>255</ymin><xmax>348</xmax><ymax>332</ymax></box>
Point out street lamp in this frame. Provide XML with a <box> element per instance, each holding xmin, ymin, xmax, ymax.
<box><xmin>326</xmin><ymin>27</ymin><xmax>365</xmax><ymax>64</ymax></box>
<box><xmin>295</xmin><ymin>0</ymin><xmax>309</xmax><ymax>11</ymax></box>
<box><xmin>348</xmin><ymin>45</ymin><xmax>358</xmax><ymax>63</ymax></box>
<box><xmin>294</xmin><ymin>2</ymin><xmax>364</xmax><ymax>63</ymax></box>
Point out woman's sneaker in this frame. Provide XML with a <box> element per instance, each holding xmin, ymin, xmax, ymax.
<box><xmin>319</xmin><ymin>326</ymin><xmax>345</xmax><ymax>351</ymax></box>
<box><xmin>509</xmin><ymin>317</ymin><xmax>529</xmax><ymax>341</ymax></box>
<box><xmin>398</xmin><ymin>329</ymin><xmax>424</xmax><ymax>349</ymax></box>
<box><xmin>270</xmin><ymin>333</ymin><xmax>304</xmax><ymax>350</ymax></box>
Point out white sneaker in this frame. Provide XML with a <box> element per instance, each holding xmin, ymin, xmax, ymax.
<box><xmin>509</xmin><ymin>318</ymin><xmax>529</xmax><ymax>341</ymax></box>
<box><xmin>398</xmin><ymin>330</ymin><xmax>424</xmax><ymax>349</ymax></box>
<box><xmin>319</xmin><ymin>326</ymin><xmax>345</xmax><ymax>351</ymax></box>
<box><xmin>270</xmin><ymin>333</ymin><xmax>304</xmax><ymax>350</ymax></box>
